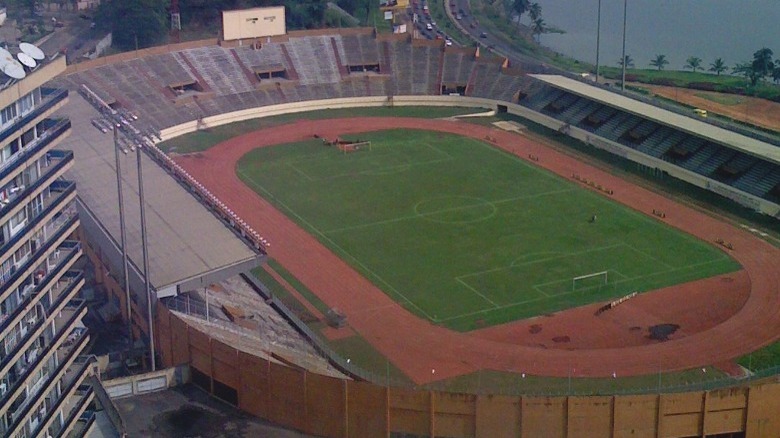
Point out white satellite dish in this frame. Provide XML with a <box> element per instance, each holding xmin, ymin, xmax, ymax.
<box><xmin>19</xmin><ymin>43</ymin><xmax>45</xmax><ymax>61</ymax></box>
<box><xmin>0</xmin><ymin>48</ymin><xmax>12</xmax><ymax>70</ymax></box>
<box><xmin>17</xmin><ymin>53</ymin><xmax>36</xmax><ymax>68</ymax></box>
<box><xmin>3</xmin><ymin>60</ymin><xmax>26</xmax><ymax>79</ymax></box>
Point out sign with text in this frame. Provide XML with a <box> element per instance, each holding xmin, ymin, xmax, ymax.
<box><xmin>222</xmin><ymin>6</ymin><xmax>286</xmax><ymax>41</ymax></box>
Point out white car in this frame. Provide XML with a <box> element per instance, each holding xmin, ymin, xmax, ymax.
<box><xmin>445</xmin><ymin>39</ymin><xmax>453</xmax><ymax>46</ymax></box>
<box><xmin>426</xmin><ymin>23</ymin><xmax>433</xmax><ymax>31</ymax></box>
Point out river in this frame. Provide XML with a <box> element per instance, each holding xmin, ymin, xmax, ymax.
<box><xmin>534</xmin><ymin>0</ymin><xmax>780</xmax><ymax>71</ymax></box>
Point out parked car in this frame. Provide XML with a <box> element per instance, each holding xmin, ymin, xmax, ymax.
<box><xmin>480</xmin><ymin>31</ymin><xmax>488</xmax><ymax>38</ymax></box>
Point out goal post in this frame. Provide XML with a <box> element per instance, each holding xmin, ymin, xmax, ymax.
<box><xmin>572</xmin><ymin>270</ymin><xmax>609</xmax><ymax>291</ymax></box>
<box><xmin>337</xmin><ymin>140</ymin><xmax>371</xmax><ymax>154</ymax></box>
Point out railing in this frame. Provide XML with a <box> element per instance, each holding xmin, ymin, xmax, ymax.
<box><xmin>0</xmin><ymin>150</ymin><xmax>73</xmax><ymax>219</ymax></box>
<box><xmin>0</xmin><ymin>117</ymin><xmax>71</xmax><ymax>183</ymax></box>
<box><xmin>39</xmin><ymin>356</ymin><xmax>96</xmax><ymax>437</ymax></box>
<box><xmin>86</xmin><ymin>374</ymin><xmax>127</xmax><ymax>437</ymax></box>
<box><xmin>0</xmin><ymin>89</ymin><xmax>69</xmax><ymax>145</ymax></box>
<box><xmin>0</xmin><ymin>212</ymin><xmax>79</xmax><ymax>299</ymax></box>
<box><xmin>0</xmin><ymin>302</ymin><xmax>87</xmax><ymax>414</ymax></box>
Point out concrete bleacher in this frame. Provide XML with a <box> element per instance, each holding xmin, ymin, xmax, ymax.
<box><xmin>232</xmin><ymin>42</ymin><xmax>290</xmax><ymax>76</ymax></box>
<box><xmin>57</xmin><ymin>31</ymin><xmax>780</xmax><ymax>210</ymax></box>
<box><xmin>175</xmin><ymin>47</ymin><xmax>255</xmax><ymax>95</ymax></box>
<box><xmin>284</xmin><ymin>36</ymin><xmax>342</xmax><ymax>85</ymax></box>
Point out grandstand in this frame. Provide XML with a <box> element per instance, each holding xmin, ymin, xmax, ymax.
<box><xmin>51</xmin><ymin>26</ymin><xmax>780</xmax><ymax>437</ymax></box>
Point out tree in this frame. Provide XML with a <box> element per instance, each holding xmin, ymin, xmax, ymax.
<box><xmin>506</xmin><ymin>0</ymin><xmax>530</xmax><ymax>19</ymax></box>
<box><xmin>617</xmin><ymin>55</ymin><xmax>634</xmax><ymax>68</ymax></box>
<box><xmin>732</xmin><ymin>61</ymin><xmax>760</xmax><ymax>86</ymax></box>
<box><xmin>751</xmin><ymin>47</ymin><xmax>774</xmax><ymax>81</ymax></box>
<box><xmin>773</xmin><ymin>60</ymin><xmax>780</xmax><ymax>84</ymax></box>
<box><xmin>709</xmin><ymin>58</ymin><xmax>727</xmax><ymax>76</ymax></box>
<box><xmin>649</xmin><ymin>54</ymin><xmax>669</xmax><ymax>71</ymax></box>
<box><xmin>684</xmin><ymin>56</ymin><xmax>703</xmax><ymax>72</ymax></box>
<box><xmin>528</xmin><ymin>2</ymin><xmax>542</xmax><ymax>21</ymax></box>
<box><xmin>531</xmin><ymin>17</ymin><xmax>545</xmax><ymax>42</ymax></box>
<box><xmin>96</xmin><ymin>0</ymin><xmax>169</xmax><ymax>51</ymax></box>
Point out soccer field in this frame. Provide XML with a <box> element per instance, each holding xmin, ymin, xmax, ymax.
<box><xmin>237</xmin><ymin>129</ymin><xmax>740</xmax><ymax>331</ymax></box>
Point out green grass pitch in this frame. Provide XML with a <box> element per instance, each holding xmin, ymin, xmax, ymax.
<box><xmin>237</xmin><ymin>129</ymin><xmax>741</xmax><ymax>331</ymax></box>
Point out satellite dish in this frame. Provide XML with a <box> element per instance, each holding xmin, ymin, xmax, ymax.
<box><xmin>20</xmin><ymin>43</ymin><xmax>45</xmax><ymax>61</ymax></box>
<box><xmin>17</xmin><ymin>53</ymin><xmax>36</xmax><ymax>68</ymax></box>
<box><xmin>3</xmin><ymin>60</ymin><xmax>26</xmax><ymax>79</ymax></box>
<box><xmin>0</xmin><ymin>48</ymin><xmax>12</xmax><ymax>71</ymax></box>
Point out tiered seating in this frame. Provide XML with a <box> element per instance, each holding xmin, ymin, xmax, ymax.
<box><xmin>142</xmin><ymin>53</ymin><xmax>197</xmax><ymax>88</ymax></box>
<box><xmin>233</xmin><ymin>43</ymin><xmax>290</xmax><ymax>74</ymax></box>
<box><xmin>734</xmin><ymin>161</ymin><xmax>776</xmax><ymax>195</ymax></box>
<box><xmin>715</xmin><ymin>153</ymin><xmax>757</xmax><ymax>180</ymax></box>
<box><xmin>441</xmin><ymin>52</ymin><xmax>464</xmax><ymax>84</ymax></box>
<box><xmin>621</xmin><ymin>120</ymin><xmax>658</xmax><ymax>144</ymax></box>
<box><xmin>688</xmin><ymin>145</ymin><xmax>733</xmax><ymax>173</ymax></box>
<box><xmin>386</xmin><ymin>40</ymin><xmax>412</xmax><ymax>94</ymax></box>
<box><xmin>336</xmin><ymin>34</ymin><xmax>381</xmax><ymax>67</ymax></box>
<box><xmin>755</xmin><ymin>168</ymin><xmax>780</xmax><ymax>197</ymax></box>
<box><xmin>284</xmin><ymin>36</ymin><xmax>342</xmax><ymax>85</ymax></box>
<box><xmin>495</xmin><ymin>74</ymin><xmax>525</xmax><ymax>102</ymax></box>
<box><xmin>176</xmin><ymin>47</ymin><xmax>254</xmax><ymax>95</ymax></box>
<box><xmin>543</xmin><ymin>93</ymin><xmax>578</xmax><ymax>114</ymax></box>
<box><xmin>579</xmin><ymin>105</ymin><xmax>616</xmax><ymax>130</ymax></box>
<box><xmin>637</xmin><ymin>127</ymin><xmax>679</xmax><ymax>155</ymax></box>
<box><xmin>558</xmin><ymin>98</ymin><xmax>596</xmax><ymax>123</ymax></box>
<box><xmin>524</xmin><ymin>87</ymin><xmax>565</xmax><ymax>111</ymax></box>
<box><xmin>594</xmin><ymin>112</ymin><xmax>634</xmax><ymax>139</ymax></box>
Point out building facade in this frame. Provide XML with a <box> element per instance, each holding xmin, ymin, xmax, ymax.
<box><xmin>0</xmin><ymin>55</ymin><xmax>94</xmax><ymax>437</ymax></box>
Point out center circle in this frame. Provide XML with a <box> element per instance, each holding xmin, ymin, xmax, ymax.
<box><xmin>414</xmin><ymin>196</ymin><xmax>497</xmax><ymax>224</ymax></box>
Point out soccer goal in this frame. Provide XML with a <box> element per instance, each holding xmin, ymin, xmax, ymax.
<box><xmin>572</xmin><ymin>270</ymin><xmax>609</xmax><ymax>291</ymax></box>
<box><xmin>337</xmin><ymin>140</ymin><xmax>372</xmax><ymax>154</ymax></box>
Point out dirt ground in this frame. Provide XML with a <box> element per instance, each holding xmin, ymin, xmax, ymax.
<box><xmin>638</xmin><ymin>84</ymin><xmax>780</xmax><ymax>133</ymax></box>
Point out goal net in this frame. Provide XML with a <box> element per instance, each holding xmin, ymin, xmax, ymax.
<box><xmin>337</xmin><ymin>141</ymin><xmax>371</xmax><ymax>154</ymax></box>
<box><xmin>572</xmin><ymin>270</ymin><xmax>609</xmax><ymax>291</ymax></box>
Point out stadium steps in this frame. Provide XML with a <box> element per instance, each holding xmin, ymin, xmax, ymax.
<box><xmin>754</xmin><ymin>167</ymin><xmax>780</xmax><ymax>196</ymax></box>
<box><xmin>179</xmin><ymin>47</ymin><xmax>255</xmax><ymax>95</ymax></box>
<box><xmin>285</xmin><ymin>36</ymin><xmax>342</xmax><ymax>85</ymax></box>
<box><xmin>645</xmin><ymin>130</ymin><xmax>687</xmax><ymax>157</ymax></box>
<box><xmin>526</xmin><ymin>88</ymin><xmax>564</xmax><ymax>111</ymax></box>
<box><xmin>442</xmin><ymin>52</ymin><xmax>462</xmax><ymax>84</ymax></box>
<box><xmin>693</xmin><ymin>146</ymin><xmax>736</xmax><ymax>175</ymax></box>
<box><xmin>733</xmin><ymin>160</ymin><xmax>776</xmax><ymax>195</ymax></box>
<box><xmin>559</xmin><ymin>99</ymin><xmax>597</xmax><ymax>123</ymax></box>
<box><xmin>595</xmin><ymin>112</ymin><xmax>634</xmax><ymax>139</ymax></box>
<box><xmin>232</xmin><ymin>43</ymin><xmax>290</xmax><ymax>75</ymax></box>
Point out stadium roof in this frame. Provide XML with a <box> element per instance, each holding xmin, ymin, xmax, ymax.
<box><xmin>529</xmin><ymin>74</ymin><xmax>780</xmax><ymax>166</ymax></box>
<box><xmin>59</xmin><ymin>93</ymin><xmax>261</xmax><ymax>293</ymax></box>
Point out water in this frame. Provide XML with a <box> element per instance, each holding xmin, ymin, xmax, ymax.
<box><xmin>534</xmin><ymin>0</ymin><xmax>780</xmax><ymax>70</ymax></box>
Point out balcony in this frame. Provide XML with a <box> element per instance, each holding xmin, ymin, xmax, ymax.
<box><xmin>0</xmin><ymin>300</ymin><xmax>88</xmax><ymax>417</ymax></box>
<box><xmin>32</xmin><ymin>356</ymin><xmax>96</xmax><ymax>438</ymax></box>
<box><xmin>0</xmin><ymin>208</ymin><xmax>79</xmax><ymax>298</ymax></box>
<box><xmin>0</xmin><ymin>148</ymin><xmax>74</xmax><ymax>218</ymax></box>
<box><xmin>0</xmin><ymin>88</ymin><xmax>69</xmax><ymax>146</ymax></box>
<box><xmin>0</xmin><ymin>116</ymin><xmax>71</xmax><ymax>186</ymax></box>
<box><xmin>0</xmin><ymin>271</ymin><xmax>84</xmax><ymax>371</ymax></box>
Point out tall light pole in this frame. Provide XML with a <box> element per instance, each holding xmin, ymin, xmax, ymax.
<box><xmin>621</xmin><ymin>0</ymin><xmax>628</xmax><ymax>91</ymax></box>
<box><xmin>113</xmin><ymin>126</ymin><xmax>133</xmax><ymax>353</ymax></box>
<box><xmin>136</xmin><ymin>146</ymin><xmax>156</xmax><ymax>371</ymax></box>
<box><xmin>595</xmin><ymin>0</ymin><xmax>602</xmax><ymax>83</ymax></box>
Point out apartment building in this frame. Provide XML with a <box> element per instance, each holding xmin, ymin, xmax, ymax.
<box><xmin>0</xmin><ymin>52</ymin><xmax>95</xmax><ymax>437</ymax></box>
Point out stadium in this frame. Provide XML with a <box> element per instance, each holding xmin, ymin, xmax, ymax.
<box><xmin>52</xmin><ymin>10</ymin><xmax>780</xmax><ymax>438</ymax></box>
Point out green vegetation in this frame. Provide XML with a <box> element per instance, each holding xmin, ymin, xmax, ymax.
<box><xmin>693</xmin><ymin>92</ymin><xmax>745</xmax><ymax>106</ymax></box>
<box><xmin>95</xmin><ymin>0</ymin><xmax>169</xmax><ymax>50</ymax></box>
<box><xmin>159</xmin><ymin>106</ymin><xmax>485</xmax><ymax>154</ymax></box>
<box><xmin>236</xmin><ymin>129</ymin><xmax>739</xmax><ymax>331</ymax></box>
<box><xmin>738</xmin><ymin>342</ymin><xmax>780</xmax><ymax>373</ymax></box>
<box><xmin>327</xmin><ymin>336</ymin><xmax>414</xmax><ymax>385</ymax></box>
<box><xmin>424</xmin><ymin>366</ymin><xmax>728</xmax><ymax>396</ymax></box>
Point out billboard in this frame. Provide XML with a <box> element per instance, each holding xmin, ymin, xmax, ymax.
<box><xmin>222</xmin><ymin>6</ymin><xmax>286</xmax><ymax>41</ymax></box>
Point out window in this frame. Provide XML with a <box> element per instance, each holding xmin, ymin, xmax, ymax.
<box><xmin>0</xmin><ymin>104</ymin><xmax>17</xmax><ymax>126</ymax></box>
<box><xmin>18</xmin><ymin>93</ymin><xmax>34</xmax><ymax>115</ymax></box>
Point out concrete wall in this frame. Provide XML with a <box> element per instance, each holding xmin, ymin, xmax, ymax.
<box><xmin>155</xmin><ymin>305</ymin><xmax>780</xmax><ymax>437</ymax></box>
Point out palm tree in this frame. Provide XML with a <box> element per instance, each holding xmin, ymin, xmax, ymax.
<box><xmin>709</xmin><ymin>58</ymin><xmax>727</xmax><ymax>76</ymax></box>
<box><xmin>528</xmin><ymin>2</ymin><xmax>542</xmax><ymax>21</ymax></box>
<box><xmin>732</xmin><ymin>61</ymin><xmax>759</xmax><ymax>86</ymax></box>
<box><xmin>617</xmin><ymin>55</ymin><xmax>634</xmax><ymax>68</ymax></box>
<box><xmin>684</xmin><ymin>56</ymin><xmax>703</xmax><ymax>72</ymax></box>
<box><xmin>649</xmin><ymin>54</ymin><xmax>669</xmax><ymax>71</ymax></box>
<box><xmin>531</xmin><ymin>17</ymin><xmax>545</xmax><ymax>42</ymax></box>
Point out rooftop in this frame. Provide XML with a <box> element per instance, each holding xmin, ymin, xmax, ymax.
<box><xmin>530</xmin><ymin>74</ymin><xmax>780</xmax><ymax>166</ymax></box>
<box><xmin>57</xmin><ymin>93</ymin><xmax>260</xmax><ymax>292</ymax></box>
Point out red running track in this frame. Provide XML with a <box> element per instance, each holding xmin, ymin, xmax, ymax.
<box><xmin>174</xmin><ymin>118</ymin><xmax>780</xmax><ymax>384</ymax></box>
